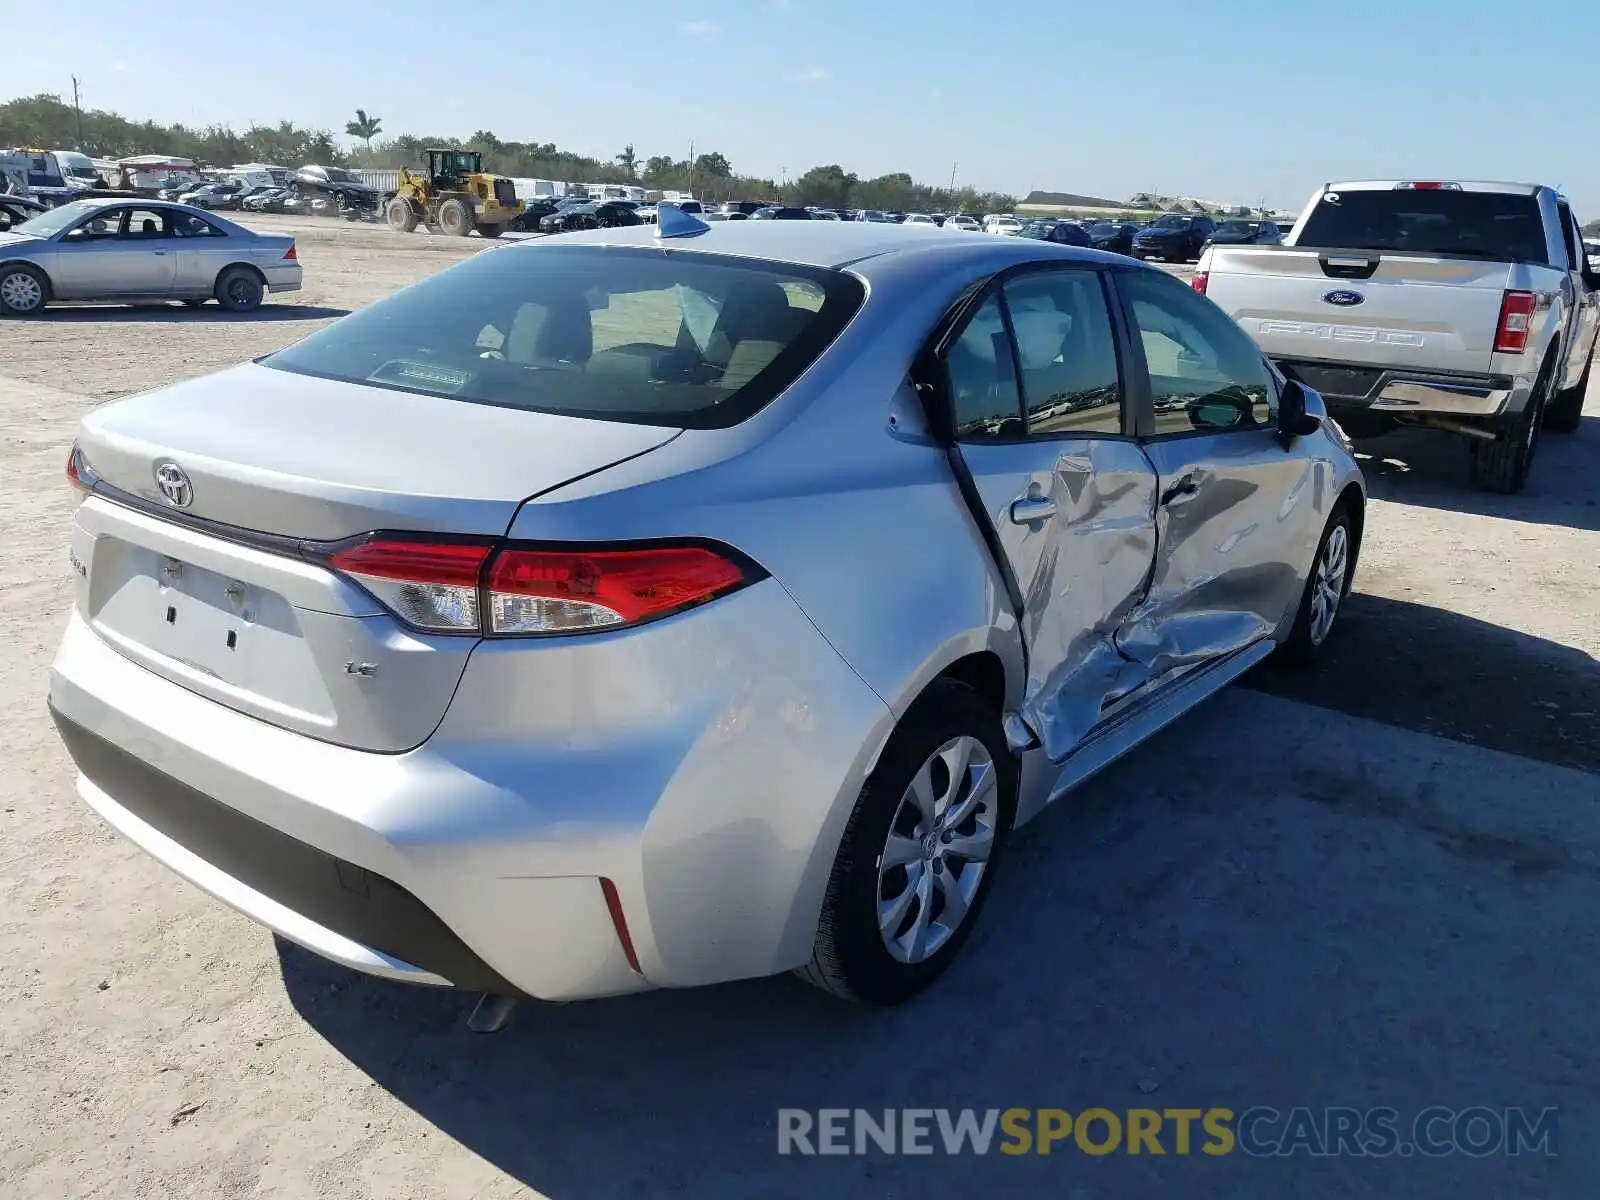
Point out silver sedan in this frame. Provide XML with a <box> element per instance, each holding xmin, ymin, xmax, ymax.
<box><xmin>0</xmin><ymin>198</ymin><xmax>301</xmax><ymax>315</ymax></box>
<box><xmin>50</xmin><ymin>215</ymin><xmax>1362</xmax><ymax>1011</ymax></box>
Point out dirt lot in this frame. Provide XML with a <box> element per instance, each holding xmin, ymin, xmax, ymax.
<box><xmin>1</xmin><ymin>216</ymin><xmax>1597</xmax><ymax>1199</ymax></box>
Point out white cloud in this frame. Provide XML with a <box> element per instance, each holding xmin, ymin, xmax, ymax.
<box><xmin>680</xmin><ymin>20</ymin><xmax>720</xmax><ymax>34</ymax></box>
<box><xmin>797</xmin><ymin>66</ymin><xmax>829</xmax><ymax>82</ymax></box>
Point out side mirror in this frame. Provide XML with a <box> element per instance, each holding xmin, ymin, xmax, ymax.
<box><xmin>1276</xmin><ymin>378</ymin><xmax>1323</xmax><ymax>447</ymax></box>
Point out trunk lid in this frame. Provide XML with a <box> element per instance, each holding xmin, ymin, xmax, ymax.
<box><xmin>73</xmin><ymin>362</ymin><xmax>680</xmax><ymax>751</ymax></box>
<box><xmin>1207</xmin><ymin>246</ymin><xmax>1513</xmax><ymax>373</ymax></box>
<box><xmin>77</xmin><ymin>362</ymin><xmax>678</xmax><ymax>540</ymax></box>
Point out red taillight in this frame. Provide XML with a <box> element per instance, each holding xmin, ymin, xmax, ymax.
<box><xmin>1494</xmin><ymin>290</ymin><xmax>1537</xmax><ymax>354</ymax></box>
<box><xmin>283</xmin><ymin>243</ymin><xmax>297</xmax><ymax>262</ymax></box>
<box><xmin>1191</xmin><ymin>271</ymin><xmax>1209</xmax><ymax>295</ymax></box>
<box><xmin>66</xmin><ymin>442</ymin><xmax>92</xmax><ymax>493</ymax></box>
<box><xmin>325</xmin><ymin>536</ymin><xmax>759</xmax><ymax>636</ymax></box>
<box><xmin>487</xmin><ymin>545</ymin><xmax>752</xmax><ymax>634</ymax></box>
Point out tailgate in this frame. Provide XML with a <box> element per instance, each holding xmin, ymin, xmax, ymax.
<box><xmin>1206</xmin><ymin>247</ymin><xmax>1513</xmax><ymax>374</ymax></box>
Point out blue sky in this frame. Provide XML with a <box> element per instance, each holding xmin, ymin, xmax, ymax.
<box><xmin>4</xmin><ymin>0</ymin><xmax>1596</xmax><ymax>211</ymax></box>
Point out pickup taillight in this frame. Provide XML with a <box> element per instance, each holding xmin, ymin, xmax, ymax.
<box><xmin>1191</xmin><ymin>270</ymin><xmax>1209</xmax><ymax>296</ymax></box>
<box><xmin>1494</xmin><ymin>290</ymin><xmax>1537</xmax><ymax>354</ymax></box>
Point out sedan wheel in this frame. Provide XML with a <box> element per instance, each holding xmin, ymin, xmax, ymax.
<box><xmin>1307</xmin><ymin>523</ymin><xmax>1349</xmax><ymax>646</ymax></box>
<box><xmin>0</xmin><ymin>266</ymin><xmax>48</xmax><ymax>316</ymax></box>
<box><xmin>214</xmin><ymin>266</ymin><xmax>264</xmax><ymax>313</ymax></box>
<box><xmin>799</xmin><ymin>680</ymin><xmax>1014</xmax><ymax>1004</ymax></box>
<box><xmin>1279</xmin><ymin>506</ymin><xmax>1355</xmax><ymax>664</ymax></box>
<box><xmin>877</xmin><ymin>735</ymin><xmax>998</xmax><ymax>964</ymax></box>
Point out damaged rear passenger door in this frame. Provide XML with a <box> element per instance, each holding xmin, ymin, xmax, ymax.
<box><xmin>934</xmin><ymin>266</ymin><xmax>1158</xmax><ymax>762</ymax></box>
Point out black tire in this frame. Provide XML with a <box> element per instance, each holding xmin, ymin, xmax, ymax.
<box><xmin>386</xmin><ymin>196</ymin><xmax>418</xmax><ymax>233</ymax></box>
<box><xmin>214</xmin><ymin>265</ymin><xmax>264</xmax><ymax>313</ymax></box>
<box><xmin>1277</xmin><ymin>504</ymin><xmax>1355</xmax><ymax>666</ymax></box>
<box><xmin>0</xmin><ymin>263</ymin><xmax>50</xmax><ymax>316</ymax></box>
<box><xmin>475</xmin><ymin>222</ymin><xmax>503</xmax><ymax>239</ymax></box>
<box><xmin>797</xmin><ymin>679</ymin><xmax>1016</xmax><ymax>1005</ymax></box>
<box><xmin>438</xmin><ymin>198</ymin><xmax>472</xmax><ymax>237</ymax></box>
<box><xmin>1544</xmin><ymin>353</ymin><xmax>1590</xmax><ymax>434</ymax></box>
<box><xmin>1469</xmin><ymin>357</ymin><xmax>1553</xmax><ymax>494</ymax></box>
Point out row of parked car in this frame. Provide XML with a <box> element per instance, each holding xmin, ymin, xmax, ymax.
<box><xmin>153</xmin><ymin>166</ymin><xmax>384</xmax><ymax>222</ymax></box>
<box><xmin>510</xmin><ymin>196</ymin><xmax>1289</xmax><ymax>264</ymax></box>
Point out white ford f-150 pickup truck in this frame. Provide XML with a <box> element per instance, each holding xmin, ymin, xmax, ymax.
<box><xmin>1195</xmin><ymin>180</ymin><xmax>1600</xmax><ymax>493</ymax></box>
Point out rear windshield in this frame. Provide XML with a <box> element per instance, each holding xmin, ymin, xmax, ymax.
<box><xmin>262</xmin><ymin>245</ymin><xmax>865</xmax><ymax>428</ymax></box>
<box><xmin>1296</xmin><ymin>189</ymin><xmax>1549</xmax><ymax>263</ymax></box>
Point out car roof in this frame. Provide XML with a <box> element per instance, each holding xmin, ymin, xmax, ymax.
<box><xmin>509</xmin><ymin>220</ymin><xmax>1131</xmax><ymax>273</ymax></box>
<box><xmin>1323</xmin><ymin>180</ymin><xmax>1544</xmax><ymax>195</ymax></box>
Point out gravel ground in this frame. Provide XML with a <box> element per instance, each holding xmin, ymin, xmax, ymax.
<box><xmin>0</xmin><ymin>215</ymin><xmax>1596</xmax><ymax>1199</ymax></box>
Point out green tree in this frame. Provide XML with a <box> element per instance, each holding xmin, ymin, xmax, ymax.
<box><xmin>343</xmin><ymin>109</ymin><xmax>383</xmax><ymax>150</ymax></box>
<box><xmin>694</xmin><ymin>151</ymin><xmax>732</xmax><ymax>179</ymax></box>
<box><xmin>792</xmin><ymin>164</ymin><xmax>857</xmax><ymax>208</ymax></box>
<box><xmin>616</xmin><ymin>144</ymin><xmax>639</xmax><ymax>179</ymax></box>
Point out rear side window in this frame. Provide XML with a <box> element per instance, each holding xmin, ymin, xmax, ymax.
<box><xmin>263</xmin><ymin>245</ymin><xmax>864</xmax><ymax>428</ymax></box>
<box><xmin>1297</xmin><ymin>189</ymin><xmax>1549</xmax><ymax>264</ymax></box>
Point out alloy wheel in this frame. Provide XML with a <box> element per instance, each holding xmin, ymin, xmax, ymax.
<box><xmin>1308</xmin><ymin>523</ymin><xmax>1349</xmax><ymax>646</ymax></box>
<box><xmin>877</xmin><ymin>735</ymin><xmax>998</xmax><ymax>964</ymax></box>
<box><xmin>1</xmin><ymin>272</ymin><xmax>43</xmax><ymax>312</ymax></box>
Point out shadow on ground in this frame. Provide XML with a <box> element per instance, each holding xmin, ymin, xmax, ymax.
<box><xmin>1246</xmin><ymin>592</ymin><xmax>1600</xmax><ymax>775</ymax></box>
<box><xmin>25</xmin><ymin>303</ymin><xmax>351</xmax><ymax>323</ymax></box>
<box><xmin>1351</xmin><ymin>413</ymin><xmax>1600</xmax><ymax>531</ymax></box>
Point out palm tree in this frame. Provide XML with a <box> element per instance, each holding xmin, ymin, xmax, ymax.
<box><xmin>344</xmin><ymin>109</ymin><xmax>383</xmax><ymax>150</ymax></box>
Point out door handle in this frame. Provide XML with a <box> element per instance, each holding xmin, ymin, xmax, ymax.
<box><xmin>153</xmin><ymin>250</ymin><xmax>168</xmax><ymax>255</ymax></box>
<box><xmin>1010</xmin><ymin>496</ymin><xmax>1057</xmax><ymax>524</ymax></box>
<box><xmin>1160</xmin><ymin>475</ymin><xmax>1199</xmax><ymax>506</ymax></box>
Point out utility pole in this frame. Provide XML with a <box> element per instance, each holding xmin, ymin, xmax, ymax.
<box><xmin>687</xmin><ymin>139</ymin><xmax>695</xmax><ymax>196</ymax></box>
<box><xmin>949</xmin><ymin>161</ymin><xmax>957</xmax><ymax>192</ymax></box>
<box><xmin>71</xmin><ymin>75</ymin><xmax>85</xmax><ymax>148</ymax></box>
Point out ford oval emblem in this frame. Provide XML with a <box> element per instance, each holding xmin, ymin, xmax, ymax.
<box><xmin>1323</xmin><ymin>289</ymin><xmax>1365</xmax><ymax>307</ymax></box>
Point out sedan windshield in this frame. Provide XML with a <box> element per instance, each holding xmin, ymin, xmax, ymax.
<box><xmin>1216</xmin><ymin>221</ymin><xmax>1257</xmax><ymax>234</ymax></box>
<box><xmin>13</xmin><ymin>201</ymin><xmax>100</xmax><ymax>238</ymax></box>
<box><xmin>1150</xmin><ymin>215</ymin><xmax>1191</xmax><ymax>229</ymax></box>
<box><xmin>263</xmin><ymin>245</ymin><xmax>866</xmax><ymax>429</ymax></box>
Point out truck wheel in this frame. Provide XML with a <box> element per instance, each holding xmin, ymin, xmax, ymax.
<box><xmin>475</xmin><ymin>222</ymin><xmax>504</xmax><ymax>239</ymax></box>
<box><xmin>386</xmin><ymin>197</ymin><xmax>418</xmax><ymax>233</ymax></box>
<box><xmin>1469</xmin><ymin>361</ymin><xmax>1552</xmax><ymax>494</ymax></box>
<box><xmin>438</xmin><ymin>198</ymin><xmax>472</xmax><ymax>237</ymax></box>
<box><xmin>796</xmin><ymin>680</ymin><xmax>1015</xmax><ymax>1005</ymax></box>
<box><xmin>1544</xmin><ymin>354</ymin><xmax>1590</xmax><ymax>434</ymax></box>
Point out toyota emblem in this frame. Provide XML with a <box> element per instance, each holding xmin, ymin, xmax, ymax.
<box><xmin>153</xmin><ymin>461</ymin><xmax>194</xmax><ymax>508</ymax></box>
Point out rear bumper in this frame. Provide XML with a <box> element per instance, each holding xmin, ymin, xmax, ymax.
<box><xmin>48</xmin><ymin>577</ymin><xmax>891</xmax><ymax>1000</ymax></box>
<box><xmin>1275</xmin><ymin>358</ymin><xmax>1520</xmax><ymax>420</ymax></box>
<box><xmin>263</xmin><ymin>265</ymin><xmax>302</xmax><ymax>294</ymax></box>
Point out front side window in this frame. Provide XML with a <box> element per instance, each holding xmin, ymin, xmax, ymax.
<box><xmin>1118</xmin><ymin>269</ymin><xmax>1274</xmax><ymax>437</ymax></box>
<box><xmin>264</xmin><ymin>245</ymin><xmax>863</xmax><ymax>429</ymax></box>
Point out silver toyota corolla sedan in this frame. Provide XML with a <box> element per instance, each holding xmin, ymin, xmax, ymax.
<box><xmin>0</xmin><ymin>198</ymin><xmax>301</xmax><ymax>315</ymax></box>
<box><xmin>49</xmin><ymin>212</ymin><xmax>1363</xmax><ymax>1009</ymax></box>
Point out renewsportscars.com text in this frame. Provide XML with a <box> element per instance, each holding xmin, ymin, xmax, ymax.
<box><xmin>777</xmin><ymin>1107</ymin><xmax>1558</xmax><ymax>1157</ymax></box>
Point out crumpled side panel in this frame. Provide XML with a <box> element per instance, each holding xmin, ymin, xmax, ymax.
<box><xmin>1016</xmin><ymin>442</ymin><xmax>1157</xmax><ymax>762</ymax></box>
<box><xmin>1117</xmin><ymin>450</ymin><xmax>1318</xmax><ymax>677</ymax></box>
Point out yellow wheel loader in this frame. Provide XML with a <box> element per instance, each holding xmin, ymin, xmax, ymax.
<box><xmin>386</xmin><ymin>149</ymin><xmax>523</xmax><ymax>238</ymax></box>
